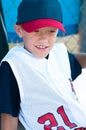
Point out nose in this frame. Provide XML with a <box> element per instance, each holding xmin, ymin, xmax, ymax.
<box><xmin>38</xmin><ymin>33</ymin><xmax>48</xmax><ymax>44</ymax></box>
<box><xmin>40</xmin><ymin>31</ymin><xmax>48</xmax><ymax>40</ymax></box>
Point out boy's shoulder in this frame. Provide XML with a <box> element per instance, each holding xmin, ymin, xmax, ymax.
<box><xmin>52</xmin><ymin>43</ymin><xmax>71</xmax><ymax>77</ymax></box>
<box><xmin>53</xmin><ymin>43</ymin><xmax>67</xmax><ymax>50</ymax></box>
<box><xmin>52</xmin><ymin>43</ymin><xmax>67</xmax><ymax>56</ymax></box>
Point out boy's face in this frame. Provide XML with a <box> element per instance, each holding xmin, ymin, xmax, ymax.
<box><xmin>15</xmin><ymin>25</ymin><xmax>58</xmax><ymax>58</ymax></box>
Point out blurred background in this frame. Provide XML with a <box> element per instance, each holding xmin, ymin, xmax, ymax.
<box><xmin>0</xmin><ymin>0</ymin><xmax>86</xmax><ymax>129</ymax></box>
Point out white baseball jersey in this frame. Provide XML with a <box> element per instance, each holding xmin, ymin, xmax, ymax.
<box><xmin>2</xmin><ymin>43</ymin><xmax>86</xmax><ymax>130</ymax></box>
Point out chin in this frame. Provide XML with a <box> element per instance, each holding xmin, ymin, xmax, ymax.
<box><xmin>35</xmin><ymin>55</ymin><xmax>47</xmax><ymax>59</ymax></box>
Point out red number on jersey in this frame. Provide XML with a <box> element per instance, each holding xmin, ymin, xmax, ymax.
<box><xmin>57</xmin><ymin>106</ymin><xmax>77</xmax><ymax>128</ymax></box>
<box><xmin>38</xmin><ymin>113</ymin><xmax>58</xmax><ymax>130</ymax></box>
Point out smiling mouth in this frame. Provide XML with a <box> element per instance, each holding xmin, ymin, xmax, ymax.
<box><xmin>36</xmin><ymin>45</ymin><xmax>48</xmax><ymax>49</ymax></box>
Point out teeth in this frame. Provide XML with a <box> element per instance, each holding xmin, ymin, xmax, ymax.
<box><xmin>36</xmin><ymin>45</ymin><xmax>46</xmax><ymax>48</ymax></box>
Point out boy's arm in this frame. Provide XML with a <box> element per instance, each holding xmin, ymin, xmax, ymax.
<box><xmin>1</xmin><ymin>114</ymin><xmax>18</xmax><ymax>130</ymax></box>
<box><xmin>74</xmin><ymin>53</ymin><xmax>86</xmax><ymax>68</ymax></box>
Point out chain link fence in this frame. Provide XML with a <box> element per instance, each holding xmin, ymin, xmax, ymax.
<box><xmin>1</xmin><ymin>0</ymin><xmax>86</xmax><ymax>53</ymax></box>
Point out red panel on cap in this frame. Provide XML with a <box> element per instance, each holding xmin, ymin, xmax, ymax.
<box><xmin>21</xmin><ymin>19</ymin><xmax>65</xmax><ymax>33</ymax></box>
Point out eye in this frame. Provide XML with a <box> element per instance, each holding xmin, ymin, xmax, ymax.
<box><xmin>34</xmin><ymin>30</ymin><xmax>39</xmax><ymax>32</ymax></box>
<box><xmin>49</xmin><ymin>30</ymin><xmax>57</xmax><ymax>34</ymax></box>
<box><xmin>49</xmin><ymin>28</ymin><xmax>58</xmax><ymax>33</ymax></box>
<box><xmin>50</xmin><ymin>30</ymin><xmax>56</xmax><ymax>33</ymax></box>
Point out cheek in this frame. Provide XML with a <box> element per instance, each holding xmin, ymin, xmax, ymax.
<box><xmin>49</xmin><ymin>36</ymin><xmax>57</xmax><ymax>44</ymax></box>
<box><xmin>48</xmin><ymin>35</ymin><xmax>57</xmax><ymax>50</ymax></box>
<box><xmin>23</xmin><ymin>36</ymin><xmax>37</xmax><ymax>50</ymax></box>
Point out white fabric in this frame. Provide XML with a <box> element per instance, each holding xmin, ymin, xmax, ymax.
<box><xmin>2</xmin><ymin>43</ymin><xmax>86</xmax><ymax>130</ymax></box>
<box><xmin>73</xmin><ymin>69</ymin><xmax>86</xmax><ymax>108</ymax></box>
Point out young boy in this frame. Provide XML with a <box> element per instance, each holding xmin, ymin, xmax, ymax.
<box><xmin>0</xmin><ymin>0</ymin><xmax>86</xmax><ymax>130</ymax></box>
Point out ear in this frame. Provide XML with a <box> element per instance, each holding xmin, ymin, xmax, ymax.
<box><xmin>14</xmin><ymin>25</ymin><xmax>23</xmax><ymax>38</ymax></box>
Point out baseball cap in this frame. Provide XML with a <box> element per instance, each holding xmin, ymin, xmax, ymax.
<box><xmin>16</xmin><ymin>0</ymin><xmax>65</xmax><ymax>33</ymax></box>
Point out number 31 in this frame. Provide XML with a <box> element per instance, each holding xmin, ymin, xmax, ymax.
<box><xmin>38</xmin><ymin>106</ymin><xmax>77</xmax><ymax>130</ymax></box>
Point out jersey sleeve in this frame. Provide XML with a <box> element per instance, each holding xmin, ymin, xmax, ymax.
<box><xmin>0</xmin><ymin>61</ymin><xmax>20</xmax><ymax>117</ymax></box>
<box><xmin>68</xmin><ymin>52</ymin><xmax>82</xmax><ymax>81</ymax></box>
